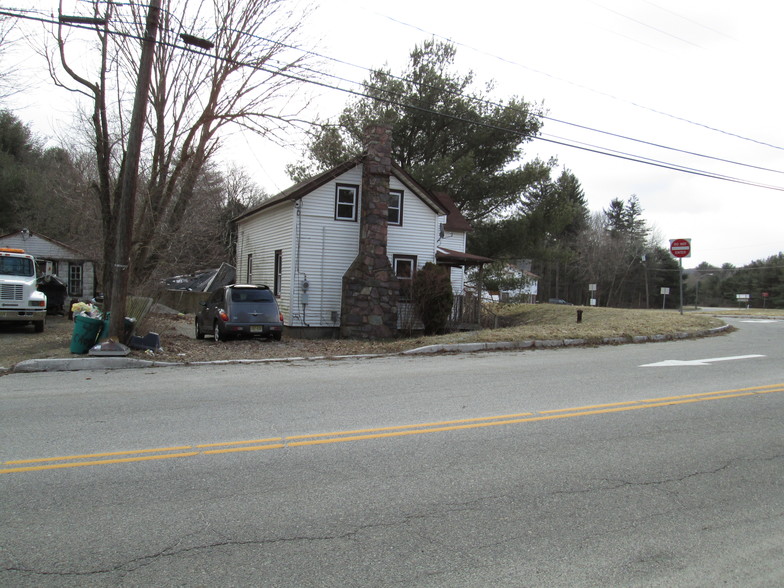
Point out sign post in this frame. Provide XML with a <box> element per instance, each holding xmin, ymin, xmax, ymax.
<box><xmin>660</xmin><ymin>287</ymin><xmax>670</xmax><ymax>310</ymax></box>
<box><xmin>669</xmin><ymin>239</ymin><xmax>691</xmax><ymax>315</ymax></box>
<box><xmin>588</xmin><ymin>283</ymin><xmax>597</xmax><ymax>307</ymax></box>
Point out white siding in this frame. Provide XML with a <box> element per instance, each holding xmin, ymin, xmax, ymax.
<box><xmin>439</xmin><ymin>224</ymin><xmax>466</xmax><ymax>252</ymax></box>
<box><xmin>438</xmin><ymin>224</ymin><xmax>468</xmax><ymax>293</ymax></box>
<box><xmin>291</xmin><ymin>166</ymin><xmax>361</xmax><ymax>327</ymax></box>
<box><xmin>236</xmin><ymin>163</ymin><xmax>453</xmax><ymax>330</ymax></box>
<box><xmin>236</xmin><ymin>201</ymin><xmax>296</xmax><ymax>323</ymax></box>
<box><xmin>387</xmin><ymin>175</ymin><xmax>438</xmax><ymax>270</ymax></box>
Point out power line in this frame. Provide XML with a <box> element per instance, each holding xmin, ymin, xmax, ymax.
<box><xmin>588</xmin><ymin>0</ymin><xmax>702</xmax><ymax>48</ymax></box>
<box><xmin>3</xmin><ymin>7</ymin><xmax>784</xmax><ymax>193</ymax></box>
<box><xmin>375</xmin><ymin>11</ymin><xmax>784</xmax><ymax>152</ymax></box>
<box><xmin>217</xmin><ymin>24</ymin><xmax>784</xmax><ymax>179</ymax></box>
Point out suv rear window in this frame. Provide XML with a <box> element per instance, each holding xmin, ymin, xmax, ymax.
<box><xmin>231</xmin><ymin>288</ymin><xmax>274</xmax><ymax>303</ymax></box>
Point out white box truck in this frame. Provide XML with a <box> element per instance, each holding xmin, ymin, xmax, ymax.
<box><xmin>0</xmin><ymin>247</ymin><xmax>47</xmax><ymax>332</ymax></box>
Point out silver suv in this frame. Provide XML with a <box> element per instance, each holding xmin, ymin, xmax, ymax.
<box><xmin>196</xmin><ymin>284</ymin><xmax>284</xmax><ymax>342</ymax></box>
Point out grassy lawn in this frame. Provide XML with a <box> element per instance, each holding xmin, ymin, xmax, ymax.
<box><xmin>410</xmin><ymin>303</ymin><xmax>728</xmax><ymax>348</ymax></box>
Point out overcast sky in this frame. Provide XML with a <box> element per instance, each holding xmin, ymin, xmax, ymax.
<box><xmin>6</xmin><ymin>0</ymin><xmax>783</xmax><ymax>268</ymax></box>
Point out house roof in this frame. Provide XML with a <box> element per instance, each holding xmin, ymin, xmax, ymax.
<box><xmin>0</xmin><ymin>229</ymin><xmax>90</xmax><ymax>259</ymax></box>
<box><xmin>233</xmin><ymin>155</ymin><xmax>449</xmax><ymax>223</ymax></box>
<box><xmin>432</xmin><ymin>191</ymin><xmax>473</xmax><ymax>233</ymax></box>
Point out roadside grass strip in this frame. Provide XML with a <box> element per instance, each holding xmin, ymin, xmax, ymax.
<box><xmin>3</xmin><ymin>383</ymin><xmax>783</xmax><ymax>474</ymax></box>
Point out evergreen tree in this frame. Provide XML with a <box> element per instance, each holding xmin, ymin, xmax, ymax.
<box><xmin>291</xmin><ymin>40</ymin><xmax>551</xmax><ymax>221</ymax></box>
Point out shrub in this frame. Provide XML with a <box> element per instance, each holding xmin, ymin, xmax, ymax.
<box><xmin>412</xmin><ymin>262</ymin><xmax>454</xmax><ymax>335</ymax></box>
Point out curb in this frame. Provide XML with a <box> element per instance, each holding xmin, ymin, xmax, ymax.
<box><xmin>10</xmin><ymin>357</ymin><xmax>179</xmax><ymax>373</ymax></box>
<box><xmin>6</xmin><ymin>324</ymin><xmax>733</xmax><ymax>374</ymax></box>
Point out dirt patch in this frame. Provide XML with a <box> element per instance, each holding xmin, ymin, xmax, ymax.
<box><xmin>0</xmin><ymin>313</ymin><xmax>415</xmax><ymax>371</ymax></box>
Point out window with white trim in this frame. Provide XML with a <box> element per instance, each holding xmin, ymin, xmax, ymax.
<box><xmin>68</xmin><ymin>264</ymin><xmax>83</xmax><ymax>297</ymax></box>
<box><xmin>335</xmin><ymin>184</ymin><xmax>359</xmax><ymax>221</ymax></box>
<box><xmin>388</xmin><ymin>189</ymin><xmax>403</xmax><ymax>225</ymax></box>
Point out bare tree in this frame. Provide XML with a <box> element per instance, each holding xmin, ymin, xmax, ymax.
<box><xmin>0</xmin><ymin>16</ymin><xmax>13</xmax><ymax>97</ymax></box>
<box><xmin>43</xmin><ymin>0</ymin><xmax>313</xmax><ymax>298</ymax></box>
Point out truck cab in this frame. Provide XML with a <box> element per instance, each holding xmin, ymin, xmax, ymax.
<box><xmin>0</xmin><ymin>248</ymin><xmax>47</xmax><ymax>332</ymax></box>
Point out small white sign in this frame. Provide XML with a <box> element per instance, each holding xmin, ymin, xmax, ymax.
<box><xmin>588</xmin><ymin>283</ymin><xmax>597</xmax><ymax>291</ymax></box>
<box><xmin>736</xmin><ymin>294</ymin><xmax>750</xmax><ymax>300</ymax></box>
<box><xmin>661</xmin><ymin>287</ymin><xmax>670</xmax><ymax>295</ymax></box>
<box><xmin>590</xmin><ymin>298</ymin><xmax>597</xmax><ymax>306</ymax></box>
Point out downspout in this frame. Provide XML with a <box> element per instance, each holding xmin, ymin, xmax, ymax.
<box><xmin>294</xmin><ymin>199</ymin><xmax>309</xmax><ymax>326</ymax></box>
<box><xmin>321</xmin><ymin>226</ymin><xmax>326</xmax><ymax>323</ymax></box>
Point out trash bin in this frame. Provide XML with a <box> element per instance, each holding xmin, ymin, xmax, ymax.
<box><xmin>70</xmin><ymin>314</ymin><xmax>104</xmax><ymax>354</ymax></box>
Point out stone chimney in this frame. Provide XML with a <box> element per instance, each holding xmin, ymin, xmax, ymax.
<box><xmin>340</xmin><ymin>124</ymin><xmax>400</xmax><ymax>338</ymax></box>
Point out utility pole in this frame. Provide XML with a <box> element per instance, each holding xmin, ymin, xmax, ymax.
<box><xmin>108</xmin><ymin>0</ymin><xmax>160</xmax><ymax>341</ymax></box>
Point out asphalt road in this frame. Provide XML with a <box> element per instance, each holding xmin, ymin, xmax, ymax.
<box><xmin>1</xmin><ymin>318</ymin><xmax>782</xmax><ymax>586</ymax></box>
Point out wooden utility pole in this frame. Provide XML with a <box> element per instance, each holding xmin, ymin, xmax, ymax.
<box><xmin>108</xmin><ymin>0</ymin><xmax>160</xmax><ymax>340</ymax></box>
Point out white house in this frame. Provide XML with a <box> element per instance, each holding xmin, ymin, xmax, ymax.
<box><xmin>234</xmin><ymin>126</ymin><xmax>489</xmax><ymax>338</ymax></box>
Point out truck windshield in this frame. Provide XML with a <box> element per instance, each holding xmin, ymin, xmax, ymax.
<box><xmin>0</xmin><ymin>257</ymin><xmax>34</xmax><ymax>277</ymax></box>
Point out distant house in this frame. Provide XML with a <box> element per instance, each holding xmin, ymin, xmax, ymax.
<box><xmin>498</xmin><ymin>263</ymin><xmax>539</xmax><ymax>304</ymax></box>
<box><xmin>0</xmin><ymin>229</ymin><xmax>96</xmax><ymax>301</ymax></box>
<box><xmin>233</xmin><ymin>125</ymin><xmax>491</xmax><ymax>338</ymax></box>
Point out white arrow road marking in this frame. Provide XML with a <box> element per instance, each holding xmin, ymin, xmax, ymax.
<box><xmin>641</xmin><ymin>354</ymin><xmax>766</xmax><ymax>367</ymax></box>
<box><xmin>740</xmin><ymin>319</ymin><xmax>777</xmax><ymax>323</ymax></box>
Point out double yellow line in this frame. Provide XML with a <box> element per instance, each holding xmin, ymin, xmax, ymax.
<box><xmin>3</xmin><ymin>383</ymin><xmax>782</xmax><ymax>474</ymax></box>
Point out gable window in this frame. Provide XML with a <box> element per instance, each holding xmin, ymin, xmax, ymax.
<box><xmin>388</xmin><ymin>189</ymin><xmax>403</xmax><ymax>225</ymax></box>
<box><xmin>335</xmin><ymin>184</ymin><xmax>359</xmax><ymax>221</ymax></box>
<box><xmin>393</xmin><ymin>255</ymin><xmax>417</xmax><ymax>301</ymax></box>
<box><xmin>274</xmin><ymin>250</ymin><xmax>282</xmax><ymax>297</ymax></box>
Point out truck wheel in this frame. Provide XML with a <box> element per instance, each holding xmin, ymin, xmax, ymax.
<box><xmin>34</xmin><ymin>319</ymin><xmax>45</xmax><ymax>333</ymax></box>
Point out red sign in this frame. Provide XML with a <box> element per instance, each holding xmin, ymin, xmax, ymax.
<box><xmin>670</xmin><ymin>238</ymin><xmax>691</xmax><ymax>258</ymax></box>
<box><xmin>762</xmin><ymin>292</ymin><xmax>769</xmax><ymax>297</ymax></box>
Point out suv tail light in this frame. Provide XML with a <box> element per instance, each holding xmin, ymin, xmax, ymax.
<box><xmin>218</xmin><ymin>310</ymin><xmax>229</xmax><ymax>322</ymax></box>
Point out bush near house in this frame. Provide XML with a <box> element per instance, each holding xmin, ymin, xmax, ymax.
<box><xmin>412</xmin><ymin>263</ymin><xmax>454</xmax><ymax>335</ymax></box>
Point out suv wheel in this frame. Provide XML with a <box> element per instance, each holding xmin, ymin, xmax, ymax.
<box><xmin>195</xmin><ymin>318</ymin><xmax>204</xmax><ymax>339</ymax></box>
<box><xmin>213</xmin><ymin>321</ymin><xmax>223</xmax><ymax>342</ymax></box>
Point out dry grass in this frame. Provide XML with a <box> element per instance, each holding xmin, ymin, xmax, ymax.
<box><xmin>413</xmin><ymin>304</ymin><xmax>726</xmax><ymax>347</ymax></box>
